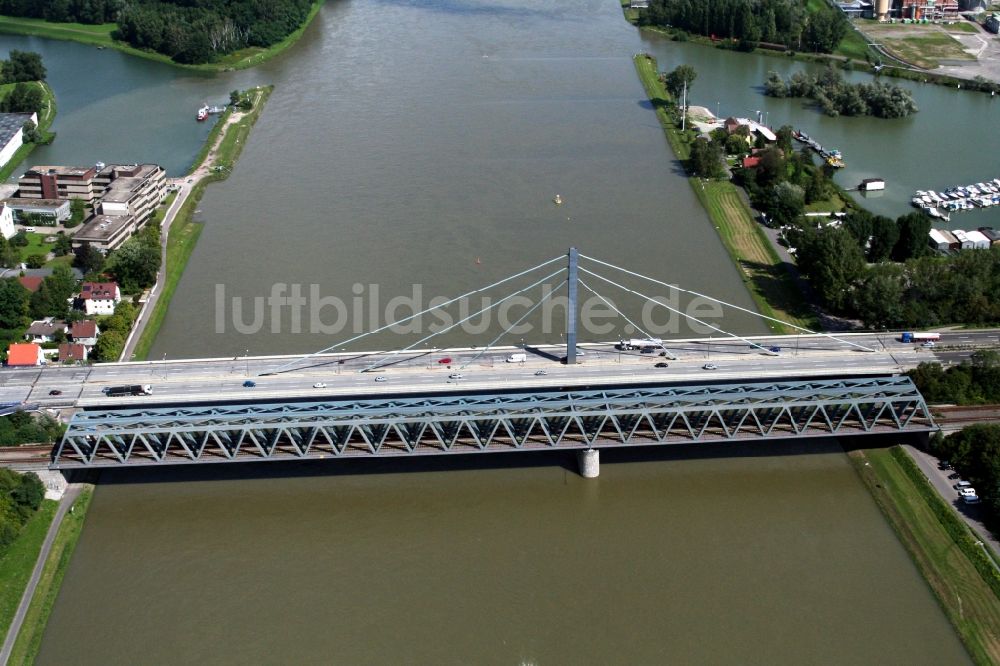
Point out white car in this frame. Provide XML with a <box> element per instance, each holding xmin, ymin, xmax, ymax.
<box><xmin>959</xmin><ymin>487</ymin><xmax>977</xmax><ymax>497</ymax></box>
<box><xmin>921</xmin><ymin>341</ymin><xmax>936</xmax><ymax>348</ymax></box>
<box><xmin>702</xmin><ymin>363</ymin><xmax>718</xmax><ymax>370</ymax></box>
<box><xmin>374</xmin><ymin>376</ymin><xmax>387</xmax><ymax>382</ymax></box>
<box><xmin>312</xmin><ymin>382</ymin><xmax>327</xmax><ymax>389</ymax></box>
<box><xmin>448</xmin><ymin>373</ymin><xmax>464</xmax><ymax>380</ymax></box>
<box><xmin>962</xmin><ymin>494</ymin><xmax>981</xmax><ymax>505</ymax></box>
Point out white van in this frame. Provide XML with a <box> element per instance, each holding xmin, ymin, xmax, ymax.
<box><xmin>506</xmin><ymin>353</ymin><xmax>526</xmax><ymax>363</ymax></box>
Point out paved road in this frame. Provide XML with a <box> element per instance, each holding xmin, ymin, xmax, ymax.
<box><xmin>903</xmin><ymin>445</ymin><xmax>1000</xmax><ymax>561</ymax></box>
<box><xmin>1</xmin><ymin>329</ymin><xmax>996</xmax><ymax>409</ymax></box>
<box><xmin>0</xmin><ymin>481</ymin><xmax>81</xmax><ymax>666</ymax></box>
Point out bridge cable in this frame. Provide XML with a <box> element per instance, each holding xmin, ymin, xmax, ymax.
<box><xmin>267</xmin><ymin>254</ymin><xmax>566</xmax><ymax>374</ymax></box>
<box><xmin>360</xmin><ymin>267</ymin><xmax>566</xmax><ymax>374</ymax></box>
<box><xmin>577</xmin><ymin>278</ymin><xmax>678</xmax><ymax>360</ymax></box>
<box><xmin>578</xmin><ymin>254</ymin><xmax>877</xmax><ymax>353</ymax></box>
<box><xmin>459</xmin><ymin>278</ymin><xmax>567</xmax><ymax>371</ymax></box>
<box><xmin>577</xmin><ymin>266</ymin><xmax>774</xmax><ymax>354</ymax></box>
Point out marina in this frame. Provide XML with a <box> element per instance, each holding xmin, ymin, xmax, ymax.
<box><xmin>793</xmin><ymin>130</ymin><xmax>845</xmax><ymax>168</ymax></box>
<box><xmin>910</xmin><ymin>178</ymin><xmax>1000</xmax><ymax>219</ymax></box>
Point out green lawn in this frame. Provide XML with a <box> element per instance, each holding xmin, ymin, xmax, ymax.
<box><xmin>0</xmin><ymin>500</ymin><xmax>57</xmax><ymax>646</ymax></box>
<box><xmin>8</xmin><ymin>486</ymin><xmax>93</xmax><ymax>666</ymax></box>
<box><xmin>852</xmin><ymin>447</ymin><xmax>1000</xmax><ymax>665</ymax></box>
<box><xmin>16</xmin><ymin>232</ymin><xmax>56</xmax><ymax>263</ymax></box>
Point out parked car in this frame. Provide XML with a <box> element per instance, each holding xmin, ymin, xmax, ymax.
<box><xmin>939</xmin><ymin>460</ymin><xmax>952</xmax><ymax>470</ymax></box>
<box><xmin>959</xmin><ymin>487</ymin><xmax>978</xmax><ymax>498</ymax></box>
<box><xmin>954</xmin><ymin>481</ymin><xmax>973</xmax><ymax>490</ymax></box>
<box><xmin>243</xmin><ymin>380</ymin><xmax>256</xmax><ymax>388</ymax></box>
<box><xmin>702</xmin><ymin>363</ymin><xmax>718</xmax><ymax>370</ymax></box>
<box><xmin>312</xmin><ymin>382</ymin><xmax>327</xmax><ymax>389</ymax></box>
<box><xmin>963</xmin><ymin>494</ymin><xmax>981</xmax><ymax>505</ymax></box>
<box><xmin>654</xmin><ymin>362</ymin><xmax>669</xmax><ymax>368</ymax></box>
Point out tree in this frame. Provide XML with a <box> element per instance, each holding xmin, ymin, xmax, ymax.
<box><xmin>66</xmin><ymin>199</ymin><xmax>86</xmax><ymax>229</ymax></box>
<box><xmin>775</xmin><ymin>125</ymin><xmax>794</xmax><ymax>156</ymax></box>
<box><xmin>24</xmin><ymin>254</ymin><xmax>45</xmax><ymax>269</ymax></box>
<box><xmin>53</xmin><ymin>234</ymin><xmax>73</xmax><ymax>257</ymax></box>
<box><xmin>92</xmin><ymin>330</ymin><xmax>125</xmax><ymax>362</ymax></box>
<box><xmin>724</xmin><ymin>133</ymin><xmax>749</xmax><ymax>155</ymax></box>
<box><xmin>108</xmin><ymin>236</ymin><xmax>159</xmax><ymax>293</ymax></box>
<box><xmin>1</xmin><ymin>50</ymin><xmax>46</xmax><ymax>83</ymax></box>
<box><xmin>0</xmin><ymin>278</ymin><xmax>28</xmax><ymax>329</ymax></box>
<box><xmin>74</xmin><ymin>245</ymin><xmax>105</xmax><ymax>275</ymax></box>
<box><xmin>20</xmin><ymin>119</ymin><xmax>41</xmax><ymax>144</ymax></box>
<box><xmin>794</xmin><ymin>226</ymin><xmax>866</xmax><ymax>311</ymax></box>
<box><xmin>767</xmin><ymin>181</ymin><xmax>805</xmax><ymax>227</ymax></box>
<box><xmin>893</xmin><ymin>212</ymin><xmax>931</xmax><ymax>262</ymax></box>
<box><xmin>689</xmin><ymin>137</ymin><xmax>723</xmax><ymax>179</ymax></box>
<box><xmin>664</xmin><ymin>64</ymin><xmax>697</xmax><ymax>100</ymax></box>
<box><xmin>0</xmin><ymin>82</ymin><xmax>42</xmax><ymax>113</ymax></box>
<box><xmin>868</xmin><ymin>215</ymin><xmax>899</xmax><ymax>262</ymax></box>
<box><xmin>764</xmin><ymin>71</ymin><xmax>788</xmax><ymax>98</ymax></box>
<box><xmin>230</xmin><ymin>89</ymin><xmax>241</xmax><ymax>106</ymax></box>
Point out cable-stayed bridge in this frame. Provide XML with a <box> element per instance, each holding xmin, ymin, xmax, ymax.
<box><xmin>0</xmin><ymin>249</ymin><xmax>960</xmax><ymax>474</ymax></box>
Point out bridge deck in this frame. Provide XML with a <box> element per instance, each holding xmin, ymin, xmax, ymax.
<box><xmin>52</xmin><ymin>375</ymin><xmax>936</xmax><ymax>468</ymax></box>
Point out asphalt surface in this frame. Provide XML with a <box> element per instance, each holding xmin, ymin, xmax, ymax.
<box><xmin>0</xmin><ymin>329</ymin><xmax>995</xmax><ymax>409</ymax></box>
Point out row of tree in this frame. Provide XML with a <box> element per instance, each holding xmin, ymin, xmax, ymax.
<box><xmin>0</xmin><ymin>0</ymin><xmax>119</xmax><ymax>25</ymax></box>
<box><xmin>931</xmin><ymin>422</ymin><xmax>1000</xmax><ymax>533</ymax></box>
<box><xmin>0</xmin><ymin>410</ymin><xmax>64</xmax><ymax>447</ymax></box>
<box><xmin>0</xmin><ymin>468</ymin><xmax>44</xmax><ymax>551</ymax></box>
<box><xmin>909</xmin><ymin>352</ymin><xmax>1000</xmax><ymax>406</ymax></box>
<box><xmin>765</xmin><ymin>66</ymin><xmax>918</xmax><ymax>118</ymax></box>
<box><xmin>638</xmin><ymin>0</ymin><xmax>847</xmax><ymax>53</ymax></box>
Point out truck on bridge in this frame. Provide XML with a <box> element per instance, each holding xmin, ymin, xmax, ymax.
<box><xmin>900</xmin><ymin>332</ymin><xmax>940</xmax><ymax>343</ymax></box>
<box><xmin>103</xmin><ymin>384</ymin><xmax>153</xmax><ymax>397</ymax></box>
<box><xmin>617</xmin><ymin>338</ymin><xmax>663</xmax><ymax>350</ymax></box>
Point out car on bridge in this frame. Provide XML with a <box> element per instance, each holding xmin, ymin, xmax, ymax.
<box><xmin>703</xmin><ymin>363</ymin><xmax>718</xmax><ymax>370</ymax></box>
<box><xmin>438</xmin><ymin>357</ymin><xmax>452</xmax><ymax>364</ymax></box>
<box><xmin>449</xmin><ymin>373</ymin><xmax>464</xmax><ymax>379</ymax></box>
<box><xmin>48</xmin><ymin>389</ymin><xmax>62</xmax><ymax>396</ymax></box>
<box><xmin>921</xmin><ymin>341</ymin><xmax>936</xmax><ymax>348</ymax></box>
<box><xmin>243</xmin><ymin>380</ymin><xmax>256</xmax><ymax>388</ymax></box>
<box><xmin>534</xmin><ymin>370</ymin><xmax>547</xmax><ymax>376</ymax></box>
<box><xmin>655</xmin><ymin>362</ymin><xmax>669</xmax><ymax>368</ymax></box>
<box><xmin>375</xmin><ymin>376</ymin><xmax>387</xmax><ymax>382</ymax></box>
<box><xmin>313</xmin><ymin>382</ymin><xmax>327</xmax><ymax>389</ymax></box>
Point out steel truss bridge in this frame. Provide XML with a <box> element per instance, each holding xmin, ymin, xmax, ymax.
<box><xmin>52</xmin><ymin>375</ymin><xmax>935</xmax><ymax>469</ymax></box>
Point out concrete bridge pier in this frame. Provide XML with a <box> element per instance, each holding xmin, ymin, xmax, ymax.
<box><xmin>576</xmin><ymin>448</ymin><xmax>599</xmax><ymax>478</ymax></box>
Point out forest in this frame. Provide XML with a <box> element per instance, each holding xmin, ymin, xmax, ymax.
<box><xmin>764</xmin><ymin>67</ymin><xmax>918</xmax><ymax>118</ymax></box>
<box><xmin>0</xmin><ymin>467</ymin><xmax>44</xmax><ymax>551</ymax></box>
<box><xmin>637</xmin><ymin>0</ymin><xmax>848</xmax><ymax>53</ymax></box>
<box><xmin>0</xmin><ymin>0</ymin><xmax>315</xmax><ymax>64</ymax></box>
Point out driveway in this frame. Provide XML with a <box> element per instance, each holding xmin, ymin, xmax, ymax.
<box><xmin>903</xmin><ymin>444</ymin><xmax>1000</xmax><ymax>560</ymax></box>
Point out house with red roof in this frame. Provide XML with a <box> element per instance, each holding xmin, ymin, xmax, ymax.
<box><xmin>79</xmin><ymin>281</ymin><xmax>121</xmax><ymax>316</ymax></box>
<box><xmin>69</xmin><ymin>320</ymin><xmax>100</xmax><ymax>347</ymax></box>
<box><xmin>742</xmin><ymin>156</ymin><xmax>761</xmax><ymax>169</ymax></box>
<box><xmin>18</xmin><ymin>276</ymin><xmax>43</xmax><ymax>293</ymax></box>
<box><xmin>58</xmin><ymin>343</ymin><xmax>88</xmax><ymax>363</ymax></box>
<box><xmin>7</xmin><ymin>343</ymin><xmax>43</xmax><ymax>366</ymax></box>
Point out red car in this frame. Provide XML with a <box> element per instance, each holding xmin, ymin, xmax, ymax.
<box><xmin>438</xmin><ymin>357</ymin><xmax>452</xmax><ymax>364</ymax></box>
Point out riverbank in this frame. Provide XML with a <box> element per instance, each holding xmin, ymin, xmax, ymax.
<box><xmin>632</xmin><ymin>54</ymin><xmax>817</xmax><ymax>332</ymax></box>
<box><xmin>127</xmin><ymin>86</ymin><xmax>273</xmax><ymax>361</ymax></box>
<box><xmin>0</xmin><ymin>500</ymin><xmax>56</xmax><ymax>646</ymax></box>
<box><xmin>5</xmin><ymin>484</ymin><xmax>92</xmax><ymax>665</ymax></box>
<box><xmin>0</xmin><ymin>80</ymin><xmax>56</xmax><ymax>182</ymax></box>
<box><xmin>0</xmin><ymin>2</ymin><xmax>323</xmax><ymax>72</ymax></box>
<box><xmin>850</xmin><ymin>446</ymin><xmax>1000</xmax><ymax>665</ymax></box>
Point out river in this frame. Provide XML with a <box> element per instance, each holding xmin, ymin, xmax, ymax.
<box><xmin>1</xmin><ymin>0</ymin><xmax>987</xmax><ymax>661</ymax></box>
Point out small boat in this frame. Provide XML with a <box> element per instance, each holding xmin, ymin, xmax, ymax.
<box><xmin>553</xmin><ymin>194</ymin><xmax>563</xmax><ymax>205</ymax></box>
<box><xmin>196</xmin><ymin>105</ymin><xmax>209</xmax><ymax>121</ymax></box>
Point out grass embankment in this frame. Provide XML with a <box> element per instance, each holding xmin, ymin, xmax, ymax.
<box><xmin>0</xmin><ymin>500</ymin><xmax>57</xmax><ymax>646</ymax></box>
<box><xmin>851</xmin><ymin>447</ymin><xmax>1000</xmax><ymax>665</ymax></box>
<box><xmin>7</xmin><ymin>485</ymin><xmax>93</xmax><ymax>666</ymax></box>
<box><xmin>633</xmin><ymin>54</ymin><xmax>816</xmax><ymax>332</ymax></box>
<box><xmin>130</xmin><ymin>86</ymin><xmax>273</xmax><ymax>361</ymax></box>
<box><xmin>0</xmin><ymin>81</ymin><xmax>56</xmax><ymax>182</ymax></box>
<box><xmin>0</xmin><ymin>3</ymin><xmax>323</xmax><ymax>72</ymax></box>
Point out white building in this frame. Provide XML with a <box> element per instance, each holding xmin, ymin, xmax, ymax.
<box><xmin>79</xmin><ymin>281</ymin><xmax>121</xmax><ymax>316</ymax></box>
<box><xmin>965</xmin><ymin>229</ymin><xmax>991</xmax><ymax>249</ymax></box>
<box><xmin>928</xmin><ymin>228</ymin><xmax>951</xmax><ymax>252</ymax></box>
<box><xmin>952</xmin><ymin>230</ymin><xmax>974</xmax><ymax>250</ymax></box>
<box><xmin>0</xmin><ymin>203</ymin><xmax>14</xmax><ymax>239</ymax></box>
<box><xmin>0</xmin><ymin>112</ymin><xmax>38</xmax><ymax>173</ymax></box>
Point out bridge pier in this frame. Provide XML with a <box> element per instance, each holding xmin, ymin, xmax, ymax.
<box><xmin>576</xmin><ymin>448</ymin><xmax>599</xmax><ymax>478</ymax></box>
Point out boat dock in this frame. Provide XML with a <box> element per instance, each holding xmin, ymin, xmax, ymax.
<box><xmin>911</xmin><ymin>178</ymin><xmax>1000</xmax><ymax>220</ymax></box>
<box><xmin>793</xmin><ymin>130</ymin><xmax>845</xmax><ymax>168</ymax></box>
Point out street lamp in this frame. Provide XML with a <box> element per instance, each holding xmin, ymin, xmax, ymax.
<box><xmin>245</xmin><ymin>349</ymin><xmax>249</xmax><ymax>377</ymax></box>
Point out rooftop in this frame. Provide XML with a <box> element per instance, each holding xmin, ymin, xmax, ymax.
<box><xmin>81</xmin><ymin>281</ymin><xmax>119</xmax><ymax>300</ymax></box>
<box><xmin>0</xmin><ymin>113</ymin><xmax>34</xmax><ymax>147</ymax></box>
<box><xmin>25</xmin><ymin>165</ymin><xmax>96</xmax><ymax>178</ymax></box>
<box><xmin>2</xmin><ymin>197</ymin><xmax>70</xmax><ymax>210</ymax></box>
<box><xmin>70</xmin><ymin>320</ymin><xmax>98</xmax><ymax>338</ymax></box>
<box><xmin>74</xmin><ymin>214</ymin><xmax>133</xmax><ymax>242</ymax></box>
<box><xmin>7</xmin><ymin>343</ymin><xmax>41</xmax><ymax>366</ymax></box>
